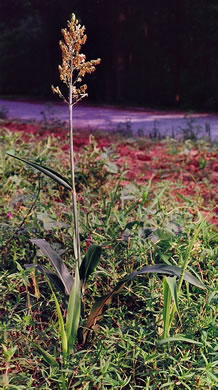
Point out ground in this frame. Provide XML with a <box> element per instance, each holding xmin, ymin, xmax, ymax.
<box><xmin>2</xmin><ymin>118</ymin><xmax>218</xmax><ymax>226</ymax></box>
<box><xmin>0</xmin><ymin>118</ymin><xmax>217</xmax><ymax>389</ymax></box>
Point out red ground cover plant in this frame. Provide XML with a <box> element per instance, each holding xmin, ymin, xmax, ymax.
<box><xmin>3</xmin><ymin>119</ymin><xmax>218</xmax><ymax>226</ymax></box>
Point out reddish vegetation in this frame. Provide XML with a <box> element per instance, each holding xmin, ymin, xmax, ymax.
<box><xmin>3</xmin><ymin>120</ymin><xmax>218</xmax><ymax>226</ymax></box>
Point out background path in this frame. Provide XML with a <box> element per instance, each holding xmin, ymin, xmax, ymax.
<box><xmin>0</xmin><ymin>98</ymin><xmax>218</xmax><ymax>140</ymax></box>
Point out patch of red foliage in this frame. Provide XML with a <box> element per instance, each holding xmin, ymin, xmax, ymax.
<box><xmin>3</xmin><ymin>120</ymin><xmax>112</xmax><ymax>152</ymax></box>
<box><xmin>3</xmin><ymin>120</ymin><xmax>218</xmax><ymax>226</ymax></box>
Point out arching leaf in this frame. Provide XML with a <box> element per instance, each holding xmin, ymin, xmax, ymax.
<box><xmin>129</xmin><ymin>264</ymin><xmax>205</xmax><ymax>289</ymax></box>
<box><xmin>31</xmin><ymin>239</ymin><xmax>74</xmax><ymax>295</ymax></box>
<box><xmin>7</xmin><ymin>153</ymin><xmax>72</xmax><ymax>190</ymax></box>
<box><xmin>84</xmin><ymin>263</ymin><xmax>205</xmax><ymax>343</ymax></box>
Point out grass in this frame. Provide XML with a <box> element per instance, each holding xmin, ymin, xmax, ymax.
<box><xmin>0</xmin><ymin>123</ymin><xmax>217</xmax><ymax>389</ymax></box>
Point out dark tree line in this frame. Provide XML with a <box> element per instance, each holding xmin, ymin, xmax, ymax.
<box><xmin>0</xmin><ymin>0</ymin><xmax>218</xmax><ymax>110</ymax></box>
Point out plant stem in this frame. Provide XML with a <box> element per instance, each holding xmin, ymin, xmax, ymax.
<box><xmin>69</xmin><ymin>82</ymin><xmax>81</xmax><ymax>266</ymax></box>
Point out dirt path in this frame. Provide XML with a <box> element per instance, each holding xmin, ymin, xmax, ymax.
<box><xmin>0</xmin><ymin>98</ymin><xmax>218</xmax><ymax>140</ymax></box>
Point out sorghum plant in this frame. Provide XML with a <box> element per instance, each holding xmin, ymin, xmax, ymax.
<box><xmin>7</xmin><ymin>13</ymin><xmax>206</xmax><ymax>388</ymax></box>
<box><xmin>52</xmin><ymin>13</ymin><xmax>101</xmax><ymax>266</ymax></box>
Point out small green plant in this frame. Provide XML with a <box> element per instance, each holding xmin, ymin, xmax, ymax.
<box><xmin>1</xmin><ymin>344</ymin><xmax>18</xmax><ymax>388</ymax></box>
<box><xmin>181</xmin><ymin>114</ymin><xmax>203</xmax><ymax>140</ymax></box>
<box><xmin>6</xmin><ymin>12</ymin><xmax>207</xmax><ymax>389</ymax></box>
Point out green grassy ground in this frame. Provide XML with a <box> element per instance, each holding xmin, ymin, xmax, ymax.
<box><xmin>0</xmin><ymin>124</ymin><xmax>217</xmax><ymax>389</ymax></box>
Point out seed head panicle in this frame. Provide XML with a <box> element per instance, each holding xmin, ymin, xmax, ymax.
<box><xmin>52</xmin><ymin>13</ymin><xmax>101</xmax><ymax>105</ymax></box>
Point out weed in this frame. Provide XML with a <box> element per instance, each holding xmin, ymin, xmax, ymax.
<box><xmin>1</xmin><ymin>126</ymin><xmax>217</xmax><ymax>388</ymax></box>
<box><xmin>181</xmin><ymin>114</ymin><xmax>203</xmax><ymax>140</ymax></box>
<box><xmin>1</xmin><ymin>12</ymin><xmax>216</xmax><ymax>390</ymax></box>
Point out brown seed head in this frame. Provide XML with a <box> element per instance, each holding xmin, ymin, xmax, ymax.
<box><xmin>52</xmin><ymin>13</ymin><xmax>101</xmax><ymax>105</ymax></box>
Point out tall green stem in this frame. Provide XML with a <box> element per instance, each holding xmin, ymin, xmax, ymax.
<box><xmin>52</xmin><ymin>13</ymin><xmax>100</xmax><ymax>267</ymax></box>
<box><xmin>69</xmin><ymin>82</ymin><xmax>81</xmax><ymax>265</ymax></box>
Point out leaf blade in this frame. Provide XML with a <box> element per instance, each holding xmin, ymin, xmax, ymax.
<box><xmin>79</xmin><ymin>245</ymin><xmax>101</xmax><ymax>283</ymax></box>
<box><xmin>129</xmin><ymin>264</ymin><xmax>205</xmax><ymax>289</ymax></box>
<box><xmin>158</xmin><ymin>335</ymin><xmax>202</xmax><ymax>345</ymax></box>
<box><xmin>165</xmin><ymin>276</ymin><xmax>179</xmax><ymax>314</ymax></box>
<box><xmin>7</xmin><ymin>153</ymin><xmax>72</xmax><ymax>190</ymax></box>
<box><xmin>31</xmin><ymin>239</ymin><xmax>73</xmax><ymax>295</ymax></box>
<box><xmin>47</xmin><ymin>279</ymin><xmax>68</xmax><ymax>360</ymax></box>
<box><xmin>66</xmin><ymin>265</ymin><xmax>81</xmax><ymax>351</ymax></box>
<box><xmin>32</xmin><ymin>342</ymin><xmax>58</xmax><ymax>367</ymax></box>
<box><xmin>84</xmin><ymin>263</ymin><xmax>205</xmax><ymax>343</ymax></box>
<box><xmin>163</xmin><ymin>277</ymin><xmax>171</xmax><ymax>339</ymax></box>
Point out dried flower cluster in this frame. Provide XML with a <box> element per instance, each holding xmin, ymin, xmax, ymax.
<box><xmin>52</xmin><ymin>13</ymin><xmax>101</xmax><ymax>105</ymax></box>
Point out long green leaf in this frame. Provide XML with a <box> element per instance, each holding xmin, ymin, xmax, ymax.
<box><xmin>129</xmin><ymin>264</ymin><xmax>205</xmax><ymax>289</ymax></box>
<box><xmin>7</xmin><ymin>153</ymin><xmax>72</xmax><ymax>190</ymax></box>
<box><xmin>165</xmin><ymin>276</ymin><xmax>180</xmax><ymax>316</ymax></box>
<box><xmin>84</xmin><ymin>263</ymin><xmax>205</xmax><ymax>343</ymax></box>
<box><xmin>47</xmin><ymin>280</ymin><xmax>68</xmax><ymax>360</ymax></box>
<box><xmin>163</xmin><ymin>277</ymin><xmax>171</xmax><ymax>339</ymax></box>
<box><xmin>31</xmin><ymin>239</ymin><xmax>74</xmax><ymax>295</ymax></box>
<box><xmin>79</xmin><ymin>245</ymin><xmax>101</xmax><ymax>284</ymax></box>
<box><xmin>66</xmin><ymin>265</ymin><xmax>81</xmax><ymax>352</ymax></box>
<box><xmin>158</xmin><ymin>335</ymin><xmax>202</xmax><ymax>345</ymax></box>
<box><xmin>32</xmin><ymin>342</ymin><xmax>58</xmax><ymax>367</ymax></box>
<box><xmin>163</xmin><ymin>276</ymin><xmax>182</xmax><ymax>338</ymax></box>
